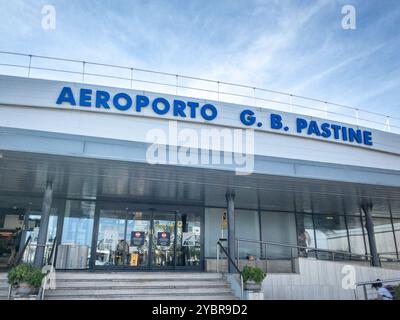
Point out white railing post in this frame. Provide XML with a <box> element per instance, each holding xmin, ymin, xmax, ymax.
<box><xmin>130</xmin><ymin>68</ymin><xmax>133</xmax><ymax>89</ymax></box>
<box><xmin>253</xmin><ymin>87</ymin><xmax>256</xmax><ymax>107</ymax></box>
<box><xmin>324</xmin><ymin>101</ymin><xmax>328</xmax><ymax>119</ymax></box>
<box><xmin>175</xmin><ymin>74</ymin><xmax>178</xmax><ymax>95</ymax></box>
<box><xmin>27</xmin><ymin>54</ymin><xmax>32</xmax><ymax>78</ymax></box>
<box><xmin>82</xmin><ymin>61</ymin><xmax>86</xmax><ymax>83</ymax></box>
<box><xmin>356</xmin><ymin>109</ymin><xmax>359</xmax><ymax>126</ymax></box>
<box><xmin>217</xmin><ymin>81</ymin><xmax>220</xmax><ymax>102</ymax></box>
<box><xmin>385</xmin><ymin>117</ymin><xmax>391</xmax><ymax>132</ymax></box>
<box><xmin>289</xmin><ymin>94</ymin><xmax>293</xmax><ymax>113</ymax></box>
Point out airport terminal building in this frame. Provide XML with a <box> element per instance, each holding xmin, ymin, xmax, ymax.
<box><xmin>0</xmin><ymin>53</ymin><xmax>400</xmax><ymax>299</ymax></box>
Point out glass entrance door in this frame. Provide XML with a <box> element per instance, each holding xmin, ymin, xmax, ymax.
<box><xmin>94</xmin><ymin>209</ymin><xmax>151</xmax><ymax>268</ymax></box>
<box><xmin>151</xmin><ymin>213</ymin><xmax>175</xmax><ymax>268</ymax></box>
<box><xmin>93</xmin><ymin>205</ymin><xmax>202</xmax><ymax>271</ymax></box>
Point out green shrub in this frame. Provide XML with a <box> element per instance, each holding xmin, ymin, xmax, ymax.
<box><xmin>395</xmin><ymin>285</ymin><xmax>400</xmax><ymax>300</ymax></box>
<box><xmin>242</xmin><ymin>265</ymin><xmax>266</xmax><ymax>284</ymax></box>
<box><xmin>7</xmin><ymin>264</ymin><xmax>45</xmax><ymax>288</ymax></box>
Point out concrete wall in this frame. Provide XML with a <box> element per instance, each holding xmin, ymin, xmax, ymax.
<box><xmin>262</xmin><ymin>258</ymin><xmax>400</xmax><ymax>300</ymax></box>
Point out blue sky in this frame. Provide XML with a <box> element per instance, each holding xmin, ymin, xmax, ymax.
<box><xmin>0</xmin><ymin>0</ymin><xmax>399</xmax><ymax>120</ymax></box>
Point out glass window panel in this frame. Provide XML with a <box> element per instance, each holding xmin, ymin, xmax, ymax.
<box><xmin>151</xmin><ymin>212</ymin><xmax>175</xmax><ymax>268</ymax></box>
<box><xmin>314</xmin><ymin>215</ymin><xmax>349</xmax><ymax>250</ymax></box>
<box><xmin>124</xmin><ymin>211</ymin><xmax>151</xmax><ymax>268</ymax></box>
<box><xmin>296</xmin><ymin>214</ymin><xmax>316</xmax><ymax>258</ymax></box>
<box><xmin>176</xmin><ymin>211</ymin><xmax>201</xmax><ymax>267</ymax></box>
<box><xmin>345</xmin><ymin>215</ymin><xmax>367</xmax><ymax>257</ymax></box>
<box><xmin>95</xmin><ymin>209</ymin><xmax>127</xmax><ymax>267</ymax></box>
<box><xmin>261</xmin><ymin>211</ymin><xmax>296</xmax><ymax>259</ymax></box>
<box><xmin>59</xmin><ymin>200</ymin><xmax>95</xmax><ymax>269</ymax></box>
<box><xmin>393</xmin><ymin>219</ymin><xmax>400</xmax><ymax>256</ymax></box>
<box><xmin>204</xmin><ymin>208</ymin><xmax>224</xmax><ymax>258</ymax></box>
<box><xmin>372</xmin><ymin>217</ymin><xmax>396</xmax><ymax>258</ymax></box>
<box><xmin>23</xmin><ymin>200</ymin><xmax>62</xmax><ymax>265</ymax></box>
<box><xmin>235</xmin><ymin>210</ymin><xmax>260</xmax><ymax>259</ymax></box>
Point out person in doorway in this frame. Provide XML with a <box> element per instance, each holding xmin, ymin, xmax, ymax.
<box><xmin>115</xmin><ymin>239</ymin><xmax>129</xmax><ymax>265</ymax></box>
<box><xmin>371</xmin><ymin>279</ymin><xmax>393</xmax><ymax>300</ymax></box>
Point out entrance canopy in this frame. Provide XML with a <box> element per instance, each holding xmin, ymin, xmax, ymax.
<box><xmin>1</xmin><ymin>148</ymin><xmax>399</xmax><ymax>214</ymax></box>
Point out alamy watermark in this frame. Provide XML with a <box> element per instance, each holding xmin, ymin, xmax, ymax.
<box><xmin>341</xmin><ymin>5</ymin><xmax>356</xmax><ymax>30</ymax></box>
<box><xmin>341</xmin><ymin>265</ymin><xmax>356</xmax><ymax>290</ymax></box>
<box><xmin>41</xmin><ymin>5</ymin><xmax>56</xmax><ymax>30</ymax></box>
<box><xmin>145</xmin><ymin>121</ymin><xmax>255</xmax><ymax>175</ymax></box>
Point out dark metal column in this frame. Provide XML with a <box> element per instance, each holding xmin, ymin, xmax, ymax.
<box><xmin>226</xmin><ymin>192</ymin><xmax>235</xmax><ymax>273</ymax></box>
<box><xmin>361</xmin><ymin>201</ymin><xmax>380</xmax><ymax>267</ymax></box>
<box><xmin>34</xmin><ymin>181</ymin><xmax>53</xmax><ymax>268</ymax></box>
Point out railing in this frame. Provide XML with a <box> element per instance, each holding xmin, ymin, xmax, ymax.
<box><xmin>40</xmin><ymin>236</ymin><xmax>58</xmax><ymax>300</ymax></box>
<box><xmin>13</xmin><ymin>235</ymin><xmax>32</xmax><ymax>266</ymax></box>
<box><xmin>378</xmin><ymin>252</ymin><xmax>400</xmax><ymax>261</ymax></box>
<box><xmin>0</xmin><ymin>51</ymin><xmax>399</xmax><ymax>134</ymax></box>
<box><xmin>20</xmin><ymin>242</ymin><xmax>56</xmax><ymax>266</ymax></box>
<box><xmin>354</xmin><ymin>278</ymin><xmax>400</xmax><ymax>300</ymax></box>
<box><xmin>216</xmin><ymin>240</ymin><xmax>243</xmax><ymax>300</ymax></box>
<box><xmin>236</xmin><ymin>238</ymin><xmax>400</xmax><ymax>271</ymax></box>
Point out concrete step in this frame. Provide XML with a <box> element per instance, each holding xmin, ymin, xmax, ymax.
<box><xmin>45</xmin><ymin>286</ymin><xmax>233</xmax><ymax>296</ymax></box>
<box><xmin>52</xmin><ymin>280</ymin><xmax>228</xmax><ymax>288</ymax></box>
<box><xmin>41</xmin><ymin>272</ymin><xmax>237</xmax><ymax>300</ymax></box>
<box><xmin>53</xmin><ymin>272</ymin><xmax>223</xmax><ymax>280</ymax></box>
<box><xmin>46</xmin><ymin>293</ymin><xmax>237</xmax><ymax>300</ymax></box>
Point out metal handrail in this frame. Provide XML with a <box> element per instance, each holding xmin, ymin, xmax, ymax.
<box><xmin>236</xmin><ymin>238</ymin><xmax>374</xmax><ymax>261</ymax></box>
<box><xmin>0</xmin><ymin>51</ymin><xmax>398</xmax><ymax>134</ymax></box>
<box><xmin>354</xmin><ymin>278</ymin><xmax>400</xmax><ymax>300</ymax></box>
<box><xmin>216</xmin><ymin>241</ymin><xmax>244</xmax><ymax>300</ymax></box>
<box><xmin>46</xmin><ymin>237</ymin><xmax>57</xmax><ymax>266</ymax></box>
<box><xmin>237</xmin><ymin>238</ymin><xmax>400</xmax><ymax>267</ymax></box>
<box><xmin>40</xmin><ymin>236</ymin><xmax>58</xmax><ymax>300</ymax></box>
<box><xmin>14</xmin><ymin>235</ymin><xmax>32</xmax><ymax>266</ymax></box>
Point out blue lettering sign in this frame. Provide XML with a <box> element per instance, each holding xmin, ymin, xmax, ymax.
<box><xmin>55</xmin><ymin>87</ymin><xmax>373</xmax><ymax>147</ymax></box>
<box><xmin>270</xmin><ymin>114</ymin><xmax>283</xmax><ymax>129</ymax></box>
<box><xmin>55</xmin><ymin>87</ymin><xmax>218</xmax><ymax>122</ymax></box>
<box><xmin>295</xmin><ymin>117</ymin><xmax>373</xmax><ymax>145</ymax></box>
<box><xmin>56</xmin><ymin>87</ymin><xmax>76</xmax><ymax>105</ymax></box>
<box><xmin>240</xmin><ymin>109</ymin><xmax>256</xmax><ymax>126</ymax></box>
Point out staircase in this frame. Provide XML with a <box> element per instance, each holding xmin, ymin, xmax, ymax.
<box><xmin>43</xmin><ymin>272</ymin><xmax>238</xmax><ymax>300</ymax></box>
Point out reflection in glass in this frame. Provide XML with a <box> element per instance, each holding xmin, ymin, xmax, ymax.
<box><xmin>126</xmin><ymin>212</ymin><xmax>150</xmax><ymax>268</ymax></box>
<box><xmin>261</xmin><ymin>211</ymin><xmax>296</xmax><ymax>259</ymax></box>
<box><xmin>95</xmin><ymin>210</ymin><xmax>127</xmax><ymax>267</ymax></box>
<box><xmin>296</xmin><ymin>214</ymin><xmax>316</xmax><ymax>258</ymax></box>
<box><xmin>235</xmin><ymin>210</ymin><xmax>260</xmax><ymax>259</ymax></box>
<box><xmin>204</xmin><ymin>208</ymin><xmax>224</xmax><ymax>258</ymax></box>
<box><xmin>394</xmin><ymin>219</ymin><xmax>400</xmax><ymax>258</ymax></box>
<box><xmin>176</xmin><ymin>212</ymin><xmax>201</xmax><ymax>267</ymax></box>
<box><xmin>346</xmin><ymin>215</ymin><xmax>367</xmax><ymax>257</ymax></box>
<box><xmin>313</xmin><ymin>214</ymin><xmax>349</xmax><ymax>260</ymax></box>
<box><xmin>372</xmin><ymin>217</ymin><xmax>396</xmax><ymax>258</ymax></box>
<box><xmin>60</xmin><ymin>200</ymin><xmax>94</xmax><ymax>269</ymax></box>
<box><xmin>152</xmin><ymin>213</ymin><xmax>175</xmax><ymax>267</ymax></box>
